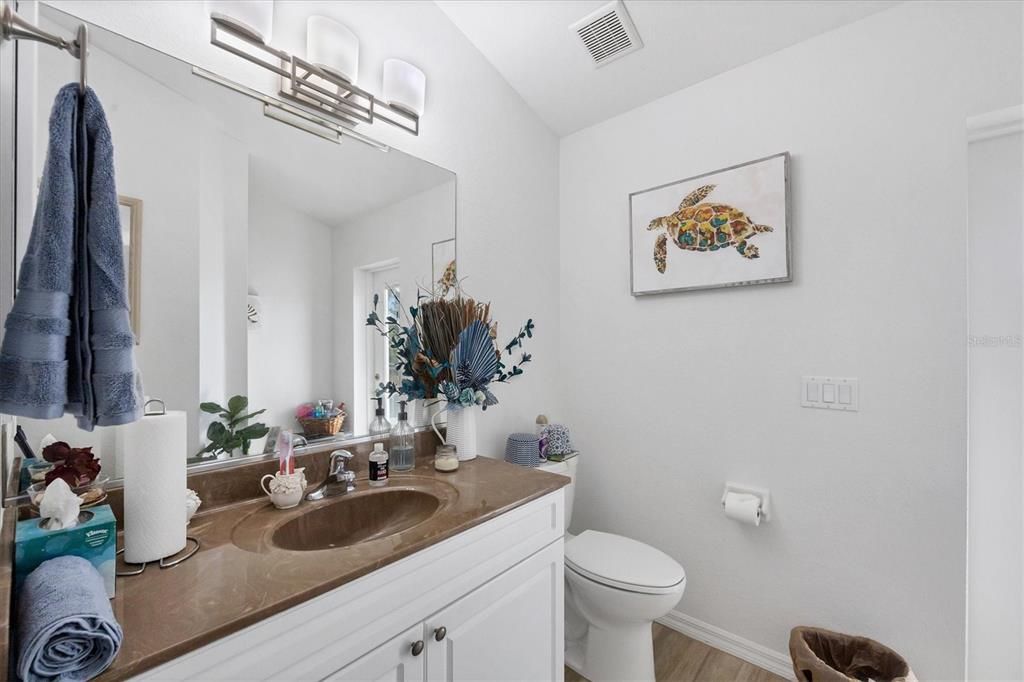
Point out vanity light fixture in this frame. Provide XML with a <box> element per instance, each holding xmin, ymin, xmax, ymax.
<box><xmin>306</xmin><ymin>16</ymin><xmax>359</xmax><ymax>85</ymax></box>
<box><xmin>208</xmin><ymin>11</ymin><xmax>422</xmax><ymax>137</ymax></box>
<box><xmin>190</xmin><ymin>66</ymin><xmax>390</xmax><ymax>151</ymax></box>
<box><xmin>382</xmin><ymin>59</ymin><xmax>426</xmax><ymax>118</ymax></box>
<box><xmin>207</xmin><ymin>0</ymin><xmax>274</xmax><ymax>44</ymax></box>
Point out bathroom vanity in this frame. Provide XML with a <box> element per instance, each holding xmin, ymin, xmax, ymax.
<box><xmin>0</xmin><ymin>6</ymin><xmax>567</xmax><ymax>681</ymax></box>
<box><xmin>93</xmin><ymin>454</ymin><xmax>567</xmax><ymax>681</ymax></box>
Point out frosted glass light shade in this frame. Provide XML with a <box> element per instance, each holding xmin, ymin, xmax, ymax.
<box><xmin>382</xmin><ymin>59</ymin><xmax>426</xmax><ymax>117</ymax></box>
<box><xmin>208</xmin><ymin>0</ymin><xmax>274</xmax><ymax>43</ymax></box>
<box><xmin>307</xmin><ymin>16</ymin><xmax>359</xmax><ymax>85</ymax></box>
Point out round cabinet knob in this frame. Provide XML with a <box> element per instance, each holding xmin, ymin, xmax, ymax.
<box><xmin>411</xmin><ymin>640</ymin><xmax>425</xmax><ymax>657</ymax></box>
<box><xmin>434</xmin><ymin>626</ymin><xmax>447</xmax><ymax>641</ymax></box>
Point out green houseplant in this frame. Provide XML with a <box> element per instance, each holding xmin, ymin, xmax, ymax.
<box><xmin>196</xmin><ymin>395</ymin><xmax>270</xmax><ymax>458</ymax></box>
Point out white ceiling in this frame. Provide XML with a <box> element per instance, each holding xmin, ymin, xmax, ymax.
<box><xmin>435</xmin><ymin>0</ymin><xmax>898</xmax><ymax>136</ymax></box>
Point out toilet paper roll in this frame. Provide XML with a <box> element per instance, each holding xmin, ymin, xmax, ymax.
<box><xmin>118</xmin><ymin>411</ymin><xmax>188</xmax><ymax>563</ymax></box>
<box><xmin>723</xmin><ymin>492</ymin><xmax>762</xmax><ymax>526</ymax></box>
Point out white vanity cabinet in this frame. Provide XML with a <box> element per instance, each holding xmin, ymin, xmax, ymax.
<box><xmin>326</xmin><ymin>623</ymin><xmax>426</xmax><ymax>682</ymax></box>
<box><xmin>138</xmin><ymin>490</ymin><xmax>564</xmax><ymax>681</ymax></box>
<box><xmin>426</xmin><ymin>542</ymin><xmax>563</xmax><ymax>682</ymax></box>
<box><xmin>330</xmin><ymin>542</ymin><xmax>562</xmax><ymax>682</ymax></box>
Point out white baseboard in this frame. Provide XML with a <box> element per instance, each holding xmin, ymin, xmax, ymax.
<box><xmin>657</xmin><ymin>610</ymin><xmax>793</xmax><ymax>680</ymax></box>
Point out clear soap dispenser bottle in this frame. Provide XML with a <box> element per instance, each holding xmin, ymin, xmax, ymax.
<box><xmin>368</xmin><ymin>397</ymin><xmax>392</xmax><ymax>437</ymax></box>
<box><xmin>390</xmin><ymin>401</ymin><xmax>415</xmax><ymax>471</ymax></box>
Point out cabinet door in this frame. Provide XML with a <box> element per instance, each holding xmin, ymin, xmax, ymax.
<box><xmin>324</xmin><ymin>623</ymin><xmax>427</xmax><ymax>682</ymax></box>
<box><xmin>426</xmin><ymin>540</ymin><xmax>564</xmax><ymax>682</ymax></box>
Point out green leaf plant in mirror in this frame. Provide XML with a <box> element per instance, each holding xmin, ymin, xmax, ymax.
<box><xmin>196</xmin><ymin>395</ymin><xmax>271</xmax><ymax>459</ymax></box>
<box><xmin>366</xmin><ymin>284</ymin><xmax>535</xmax><ymax>412</ymax></box>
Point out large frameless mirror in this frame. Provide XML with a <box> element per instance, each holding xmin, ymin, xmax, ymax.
<box><xmin>13</xmin><ymin>4</ymin><xmax>455</xmax><ymax>484</ymax></box>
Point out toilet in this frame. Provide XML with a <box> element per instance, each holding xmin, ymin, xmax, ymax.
<box><xmin>538</xmin><ymin>457</ymin><xmax>686</xmax><ymax>682</ymax></box>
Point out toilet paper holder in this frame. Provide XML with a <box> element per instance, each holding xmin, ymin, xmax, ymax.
<box><xmin>721</xmin><ymin>482</ymin><xmax>771</xmax><ymax>522</ymax></box>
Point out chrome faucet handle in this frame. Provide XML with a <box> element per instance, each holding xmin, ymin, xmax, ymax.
<box><xmin>329</xmin><ymin>450</ymin><xmax>355</xmax><ymax>488</ymax></box>
<box><xmin>329</xmin><ymin>449</ymin><xmax>354</xmax><ymax>474</ymax></box>
<box><xmin>306</xmin><ymin>450</ymin><xmax>356</xmax><ymax>501</ymax></box>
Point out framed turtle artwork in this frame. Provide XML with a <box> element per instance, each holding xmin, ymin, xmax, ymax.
<box><xmin>629</xmin><ymin>152</ymin><xmax>791</xmax><ymax>295</ymax></box>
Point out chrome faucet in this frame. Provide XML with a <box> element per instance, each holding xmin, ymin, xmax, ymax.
<box><xmin>306</xmin><ymin>450</ymin><xmax>356</xmax><ymax>501</ymax></box>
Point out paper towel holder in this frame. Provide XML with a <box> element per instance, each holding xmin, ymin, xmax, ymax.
<box><xmin>721</xmin><ymin>481</ymin><xmax>771</xmax><ymax>522</ymax></box>
<box><xmin>116</xmin><ymin>537</ymin><xmax>201</xmax><ymax>576</ymax></box>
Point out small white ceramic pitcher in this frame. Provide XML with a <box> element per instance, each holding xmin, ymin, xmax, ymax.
<box><xmin>432</xmin><ymin>406</ymin><xmax>478</xmax><ymax>461</ymax></box>
<box><xmin>261</xmin><ymin>468</ymin><xmax>307</xmax><ymax>509</ymax></box>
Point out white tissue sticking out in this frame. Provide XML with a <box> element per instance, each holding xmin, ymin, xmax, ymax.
<box><xmin>39</xmin><ymin>433</ymin><xmax>57</xmax><ymax>454</ymax></box>
<box><xmin>39</xmin><ymin>479</ymin><xmax>83</xmax><ymax>530</ymax></box>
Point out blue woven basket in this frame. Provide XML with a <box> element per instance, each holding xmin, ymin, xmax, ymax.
<box><xmin>505</xmin><ymin>433</ymin><xmax>541</xmax><ymax>468</ymax></box>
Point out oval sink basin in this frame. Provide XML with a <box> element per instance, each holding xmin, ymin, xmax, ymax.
<box><xmin>271</xmin><ymin>489</ymin><xmax>441</xmax><ymax>551</ymax></box>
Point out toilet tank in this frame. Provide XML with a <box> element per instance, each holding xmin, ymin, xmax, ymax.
<box><xmin>538</xmin><ymin>457</ymin><xmax>577</xmax><ymax>530</ymax></box>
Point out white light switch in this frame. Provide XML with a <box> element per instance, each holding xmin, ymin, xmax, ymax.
<box><xmin>802</xmin><ymin>376</ymin><xmax>859</xmax><ymax>411</ymax></box>
<box><xmin>806</xmin><ymin>382</ymin><xmax>820</xmax><ymax>402</ymax></box>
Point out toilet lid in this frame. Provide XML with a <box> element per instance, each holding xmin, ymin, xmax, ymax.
<box><xmin>565</xmin><ymin>530</ymin><xmax>686</xmax><ymax>595</ymax></box>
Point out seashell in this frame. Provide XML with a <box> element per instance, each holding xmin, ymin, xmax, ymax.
<box><xmin>185</xmin><ymin>488</ymin><xmax>202</xmax><ymax>524</ymax></box>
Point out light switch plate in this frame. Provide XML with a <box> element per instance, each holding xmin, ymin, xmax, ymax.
<box><xmin>801</xmin><ymin>376</ymin><xmax>859</xmax><ymax>411</ymax></box>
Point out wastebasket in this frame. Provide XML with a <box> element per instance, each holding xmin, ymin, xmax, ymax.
<box><xmin>789</xmin><ymin>627</ymin><xmax>917</xmax><ymax>682</ymax></box>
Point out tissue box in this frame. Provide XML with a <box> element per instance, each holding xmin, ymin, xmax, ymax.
<box><xmin>15</xmin><ymin>504</ymin><xmax>117</xmax><ymax>598</ymax></box>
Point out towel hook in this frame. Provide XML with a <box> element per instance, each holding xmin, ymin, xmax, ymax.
<box><xmin>0</xmin><ymin>0</ymin><xmax>88</xmax><ymax>93</ymax></box>
<box><xmin>75</xmin><ymin>23</ymin><xmax>87</xmax><ymax>95</ymax></box>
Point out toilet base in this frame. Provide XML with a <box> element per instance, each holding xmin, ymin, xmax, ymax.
<box><xmin>582</xmin><ymin>622</ymin><xmax>656</xmax><ymax>682</ymax></box>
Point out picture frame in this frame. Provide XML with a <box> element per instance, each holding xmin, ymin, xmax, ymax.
<box><xmin>118</xmin><ymin>195</ymin><xmax>142</xmax><ymax>341</ymax></box>
<box><xmin>629</xmin><ymin>152</ymin><xmax>791</xmax><ymax>295</ymax></box>
<box><xmin>431</xmin><ymin>237</ymin><xmax>457</xmax><ymax>295</ymax></box>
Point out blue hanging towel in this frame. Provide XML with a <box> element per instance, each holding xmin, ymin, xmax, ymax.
<box><xmin>0</xmin><ymin>84</ymin><xmax>142</xmax><ymax>430</ymax></box>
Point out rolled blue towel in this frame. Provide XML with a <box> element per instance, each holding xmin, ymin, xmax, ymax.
<box><xmin>17</xmin><ymin>555</ymin><xmax>122</xmax><ymax>681</ymax></box>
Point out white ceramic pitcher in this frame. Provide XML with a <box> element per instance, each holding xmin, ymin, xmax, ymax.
<box><xmin>432</xmin><ymin>405</ymin><xmax>478</xmax><ymax>461</ymax></box>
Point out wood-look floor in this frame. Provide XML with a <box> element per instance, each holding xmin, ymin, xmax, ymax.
<box><xmin>565</xmin><ymin>624</ymin><xmax>788</xmax><ymax>682</ymax></box>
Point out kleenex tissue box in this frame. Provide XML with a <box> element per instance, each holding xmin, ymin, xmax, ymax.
<box><xmin>15</xmin><ymin>504</ymin><xmax>117</xmax><ymax>598</ymax></box>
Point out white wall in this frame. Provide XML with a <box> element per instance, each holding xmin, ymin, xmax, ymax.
<box><xmin>332</xmin><ymin>182</ymin><xmax>456</xmax><ymax>433</ymax></box>
<box><xmin>558</xmin><ymin>2</ymin><xmax>1021</xmax><ymax>678</ymax></box>
<box><xmin>247</xmin><ymin>191</ymin><xmax>334</xmax><ymax>433</ymax></box>
<box><xmin>967</xmin><ymin>130</ymin><xmax>1023</xmax><ymax>681</ymax></box>
<box><xmin>197</xmin><ymin>123</ymin><xmax>250</xmax><ymax>455</ymax></box>
<box><xmin>44</xmin><ymin>0</ymin><xmax>561</xmax><ymax>458</ymax></box>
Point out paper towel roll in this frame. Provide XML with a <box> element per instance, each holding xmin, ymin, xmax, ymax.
<box><xmin>118</xmin><ymin>411</ymin><xmax>188</xmax><ymax>563</ymax></box>
<box><xmin>723</xmin><ymin>492</ymin><xmax>762</xmax><ymax>526</ymax></box>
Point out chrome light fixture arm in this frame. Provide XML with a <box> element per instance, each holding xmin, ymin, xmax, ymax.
<box><xmin>209</xmin><ymin>15</ymin><xmax>419</xmax><ymax>137</ymax></box>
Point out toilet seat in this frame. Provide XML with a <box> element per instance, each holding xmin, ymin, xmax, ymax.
<box><xmin>565</xmin><ymin>530</ymin><xmax>686</xmax><ymax>595</ymax></box>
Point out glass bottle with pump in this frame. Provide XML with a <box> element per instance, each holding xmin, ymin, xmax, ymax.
<box><xmin>390</xmin><ymin>401</ymin><xmax>415</xmax><ymax>471</ymax></box>
<box><xmin>368</xmin><ymin>396</ymin><xmax>392</xmax><ymax>437</ymax></box>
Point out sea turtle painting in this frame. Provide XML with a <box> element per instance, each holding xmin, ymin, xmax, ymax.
<box><xmin>647</xmin><ymin>184</ymin><xmax>773</xmax><ymax>273</ymax></box>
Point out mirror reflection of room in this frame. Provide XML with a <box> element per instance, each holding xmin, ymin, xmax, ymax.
<box><xmin>13</xmin><ymin>7</ymin><xmax>455</xmax><ymax>474</ymax></box>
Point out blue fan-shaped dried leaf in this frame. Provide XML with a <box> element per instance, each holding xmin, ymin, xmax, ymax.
<box><xmin>451</xmin><ymin>320</ymin><xmax>499</xmax><ymax>391</ymax></box>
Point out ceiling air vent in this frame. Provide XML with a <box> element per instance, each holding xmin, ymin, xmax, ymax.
<box><xmin>570</xmin><ymin>1</ymin><xmax>643</xmax><ymax>68</ymax></box>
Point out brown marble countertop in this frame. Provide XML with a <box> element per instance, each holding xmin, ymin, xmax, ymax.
<box><xmin>99</xmin><ymin>455</ymin><xmax>568</xmax><ymax>680</ymax></box>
